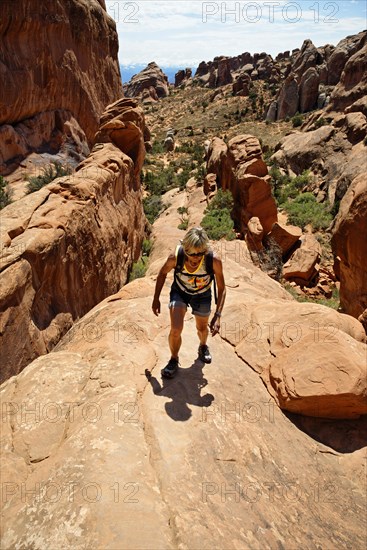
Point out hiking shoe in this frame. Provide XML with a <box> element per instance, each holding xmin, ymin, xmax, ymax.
<box><xmin>198</xmin><ymin>344</ymin><xmax>212</xmax><ymax>364</ymax></box>
<box><xmin>161</xmin><ymin>357</ymin><xmax>179</xmax><ymax>379</ymax></box>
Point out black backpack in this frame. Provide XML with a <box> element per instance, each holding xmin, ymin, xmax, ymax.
<box><xmin>174</xmin><ymin>245</ymin><xmax>218</xmax><ymax>304</ymax></box>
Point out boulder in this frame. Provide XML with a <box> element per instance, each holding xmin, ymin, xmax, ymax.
<box><xmin>327</xmin><ymin>31</ymin><xmax>366</xmax><ymax>86</ymax></box>
<box><xmin>283</xmin><ymin>248</ymin><xmax>319</xmax><ymax>284</ymax></box>
<box><xmin>268</xmin><ymin>222</ymin><xmax>302</xmax><ymax>256</ymax></box>
<box><xmin>264</xmin><ymin>330</ymin><xmax>367</xmax><ymax>418</ymax></box>
<box><xmin>245</xmin><ymin>217</ymin><xmax>264</xmax><ymax>251</ymax></box>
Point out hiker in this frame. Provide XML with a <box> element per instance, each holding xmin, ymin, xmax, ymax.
<box><xmin>152</xmin><ymin>227</ymin><xmax>226</xmax><ymax>378</ymax></box>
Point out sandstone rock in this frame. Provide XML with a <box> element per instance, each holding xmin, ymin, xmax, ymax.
<box><xmin>266</xmin><ymin>101</ymin><xmax>277</xmax><ymax>122</ymax></box>
<box><xmin>293</xmin><ymin>39</ymin><xmax>321</xmax><ymax>80</ymax></box>
<box><xmin>331</xmin><ymin>173</ymin><xmax>367</xmax><ymax>324</ymax></box>
<box><xmin>327</xmin><ymin>31</ymin><xmax>366</xmax><ymax>86</ymax></box>
<box><xmin>245</xmin><ymin>217</ymin><xmax>264</xmax><ymax>251</ymax></box>
<box><xmin>0</xmin><ymin>99</ymin><xmax>147</xmax><ymax>380</ymax></box>
<box><xmin>283</xmin><ymin>248</ymin><xmax>319</xmax><ymax>284</ymax></box>
<box><xmin>299</xmin><ymin>67</ymin><xmax>319</xmax><ymax>113</ymax></box>
<box><xmin>206</xmin><ymin>137</ymin><xmax>229</xmax><ymax>189</ymax></box>
<box><xmin>268</xmin><ymin>222</ymin><xmax>302</xmax><ymax>256</ymax></box>
<box><xmin>203</xmin><ymin>173</ymin><xmax>217</xmax><ymax>196</ymax></box>
<box><xmin>264</xmin><ymin>330</ymin><xmax>367</xmax><ymax>418</ymax></box>
<box><xmin>0</xmin><ymin>0</ymin><xmax>122</xmax><ymax>147</ymax></box>
<box><xmin>232</xmin><ymin>73</ymin><xmax>251</xmax><ymax>96</ymax></box>
<box><xmin>164</xmin><ymin>136</ymin><xmax>175</xmax><ymax>152</ymax></box>
<box><xmin>276</xmin><ymin>74</ymin><xmax>299</xmax><ymax>120</ymax></box>
<box><xmin>124</xmin><ymin>62</ymin><xmax>169</xmax><ymax>99</ymax></box>
<box><xmin>217</xmin><ymin>58</ymin><xmax>233</xmax><ymax>86</ymax></box>
<box><xmin>175</xmin><ymin>68</ymin><xmax>192</xmax><ymax>87</ymax></box>
<box><xmin>328</xmin><ymin>42</ymin><xmax>367</xmax><ymax>113</ymax></box>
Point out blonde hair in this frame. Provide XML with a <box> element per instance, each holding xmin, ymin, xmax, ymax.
<box><xmin>181</xmin><ymin>227</ymin><xmax>209</xmax><ymax>253</ymax></box>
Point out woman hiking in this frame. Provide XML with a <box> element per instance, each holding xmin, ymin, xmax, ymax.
<box><xmin>152</xmin><ymin>227</ymin><xmax>226</xmax><ymax>378</ymax></box>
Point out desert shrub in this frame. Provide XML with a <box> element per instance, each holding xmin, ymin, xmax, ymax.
<box><xmin>129</xmin><ymin>257</ymin><xmax>148</xmax><ymax>281</ymax></box>
<box><xmin>283</xmin><ymin>192</ymin><xmax>333</xmax><ymax>230</ymax></box>
<box><xmin>151</xmin><ymin>141</ymin><xmax>165</xmax><ymax>155</ymax></box>
<box><xmin>175</xmin><ymin>141</ymin><xmax>204</xmax><ymax>163</ymax></box>
<box><xmin>314</xmin><ymin>117</ymin><xmax>327</xmax><ymax>128</ymax></box>
<box><xmin>201</xmin><ymin>190</ymin><xmax>235</xmax><ymax>240</ymax></box>
<box><xmin>257</xmin><ymin>237</ymin><xmax>283</xmax><ymax>281</ymax></box>
<box><xmin>270</xmin><ymin>168</ymin><xmax>312</xmax><ymax>206</ymax></box>
<box><xmin>143</xmin><ymin>195</ymin><xmax>164</xmax><ymax>224</ymax></box>
<box><xmin>142</xmin><ymin>238</ymin><xmax>153</xmax><ymax>256</ymax></box>
<box><xmin>143</xmin><ymin>166</ymin><xmax>176</xmax><ymax>196</ymax></box>
<box><xmin>291</xmin><ymin>112</ymin><xmax>303</xmax><ymax>127</ymax></box>
<box><xmin>177</xmin><ymin>206</ymin><xmax>189</xmax><ymax>230</ymax></box>
<box><xmin>0</xmin><ymin>176</ymin><xmax>13</xmax><ymax>209</ymax></box>
<box><xmin>26</xmin><ymin>162</ymin><xmax>71</xmax><ymax>194</ymax></box>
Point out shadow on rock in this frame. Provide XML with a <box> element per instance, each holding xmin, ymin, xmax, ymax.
<box><xmin>145</xmin><ymin>359</ymin><xmax>214</xmax><ymax>421</ymax></box>
<box><xmin>285</xmin><ymin>412</ymin><xmax>367</xmax><ymax>453</ymax></box>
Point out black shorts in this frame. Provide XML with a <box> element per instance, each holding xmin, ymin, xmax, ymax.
<box><xmin>169</xmin><ymin>283</ymin><xmax>212</xmax><ymax>317</ymax></box>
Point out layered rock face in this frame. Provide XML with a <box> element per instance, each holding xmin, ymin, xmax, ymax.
<box><xmin>331</xmin><ymin>174</ymin><xmax>367</xmax><ymax>329</ymax></box>
<box><xmin>206</xmin><ymin>134</ymin><xmax>277</xmax><ymax>234</ymax></box>
<box><xmin>0</xmin><ymin>0</ymin><xmax>123</xmax><ymax>173</ymax></box>
<box><xmin>1</xmin><ymin>185</ymin><xmax>366</xmax><ymax>549</ymax></box>
<box><xmin>124</xmin><ymin>62</ymin><xmax>169</xmax><ymax>101</ymax></box>
<box><xmin>0</xmin><ymin>98</ymin><xmax>148</xmax><ymax>381</ymax></box>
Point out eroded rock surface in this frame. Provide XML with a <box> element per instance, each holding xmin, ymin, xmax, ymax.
<box><xmin>0</xmin><ymin>0</ymin><xmax>122</xmax><ymax>173</ymax></box>
<box><xmin>0</xmin><ymin>99</ymin><xmax>148</xmax><ymax>380</ymax></box>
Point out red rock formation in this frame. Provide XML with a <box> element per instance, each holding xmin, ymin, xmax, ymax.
<box><xmin>124</xmin><ymin>62</ymin><xmax>169</xmax><ymax>100</ymax></box>
<box><xmin>327</xmin><ymin>43</ymin><xmax>367</xmax><ymax>113</ymax></box>
<box><xmin>268</xmin><ymin>222</ymin><xmax>302</xmax><ymax>256</ymax></box>
<box><xmin>206</xmin><ymin>134</ymin><xmax>277</xmax><ymax>235</ymax></box>
<box><xmin>276</xmin><ymin>74</ymin><xmax>299</xmax><ymax>120</ymax></box>
<box><xmin>0</xmin><ymin>99</ymin><xmax>148</xmax><ymax>381</ymax></box>
<box><xmin>0</xmin><ymin>0</ymin><xmax>122</xmax><ymax>165</ymax></box>
<box><xmin>331</xmin><ymin>173</ymin><xmax>367</xmax><ymax>326</ymax></box>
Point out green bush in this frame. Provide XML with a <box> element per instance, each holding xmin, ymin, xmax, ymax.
<box><xmin>26</xmin><ymin>162</ymin><xmax>71</xmax><ymax>194</ymax></box>
<box><xmin>314</xmin><ymin>117</ymin><xmax>327</xmax><ymax>129</ymax></box>
<box><xmin>129</xmin><ymin>257</ymin><xmax>148</xmax><ymax>281</ymax></box>
<box><xmin>143</xmin><ymin>195</ymin><xmax>164</xmax><ymax>224</ymax></box>
<box><xmin>201</xmin><ymin>190</ymin><xmax>235</xmax><ymax>240</ymax></box>
<box><xmin>142</xmin><ymin>238</ymin><xmax>153</xmax><ymax>256</ymax></box>
<box><xmin>0</xmin><ymin>176</ymin><xmax>13</xmax><ymax>209</ymax></box>
<box><xmin>143</xmin><ymin>166</ymin><xmax>176</xmax><ymax>195</ymax></box>
<box><xmin>270</xmin><ymin>168</ymin><xmax>312</xmax><ymax>206</ymax></box>
<box><xmin>151</xmin><ymin>141</ymin><xmax>165</xmax><ymax>155</ymax></box>
<box><xmin>283</xmin><ymin>193</ymin><xmax>333</xmax><ymax>230</ymax></box>
<box><xmin>291</xmin><ymin>112</ymin><xmax>303</xmax><ymax>127</ymax></box>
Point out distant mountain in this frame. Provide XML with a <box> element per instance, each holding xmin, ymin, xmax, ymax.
<box><xmin>120</xmin><ymin>64</ymin><xmax>192</xmax><ymax>85</ymax></box>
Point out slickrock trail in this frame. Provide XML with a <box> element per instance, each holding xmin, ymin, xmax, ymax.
<box><xmin>1</xmin><ymin>181</ymin><xmax>366</xmax><ymax>549</ymax></box>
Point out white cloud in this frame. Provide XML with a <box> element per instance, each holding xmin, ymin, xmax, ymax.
<box><xmin>109</xmin><ymin>0</ymin><xmax>367</xmax><ymax>67</ymax></box>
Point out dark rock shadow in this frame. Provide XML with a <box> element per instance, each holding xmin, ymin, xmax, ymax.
<box><xmin>284</xmin><ymin>411</ymin><xmax>367</xmax><ymax>453</ymax></box>
<box><xmin>145</xmin><ymin>359</ymin><xmax>214</xmax><ymax>422</ymax></box>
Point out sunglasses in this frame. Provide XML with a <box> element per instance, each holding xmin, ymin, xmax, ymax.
<box><xmin>186</xmin><ymin>251</ymin><xmax>205</xmax><ymax>257</ymax></box>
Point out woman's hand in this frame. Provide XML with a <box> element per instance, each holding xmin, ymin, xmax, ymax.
<box><xmin>152</xmin><ymin>298</ymin><xmax>161</xmax><ymax>316</ymax></box>
<box><xmin>209</xmin><ymin>313</ymin><xmax>221</xmax><ymax>336</ymax></box>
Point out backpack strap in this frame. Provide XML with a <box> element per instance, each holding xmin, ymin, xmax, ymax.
<box><xmin>205</xmin><ymin>251</ymin><xmax>218</xmax><ymax>305</ymax></box>
<box><xmin>175</xmin><ymin>244</ymin><xmax>185</xmax><ymax>272</ymax></box>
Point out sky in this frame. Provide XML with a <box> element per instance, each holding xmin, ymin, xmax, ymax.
<box><xmin>106</xmin><ymin>0</ymin><xmax>367</xmax><ymax>70</ymax></box>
